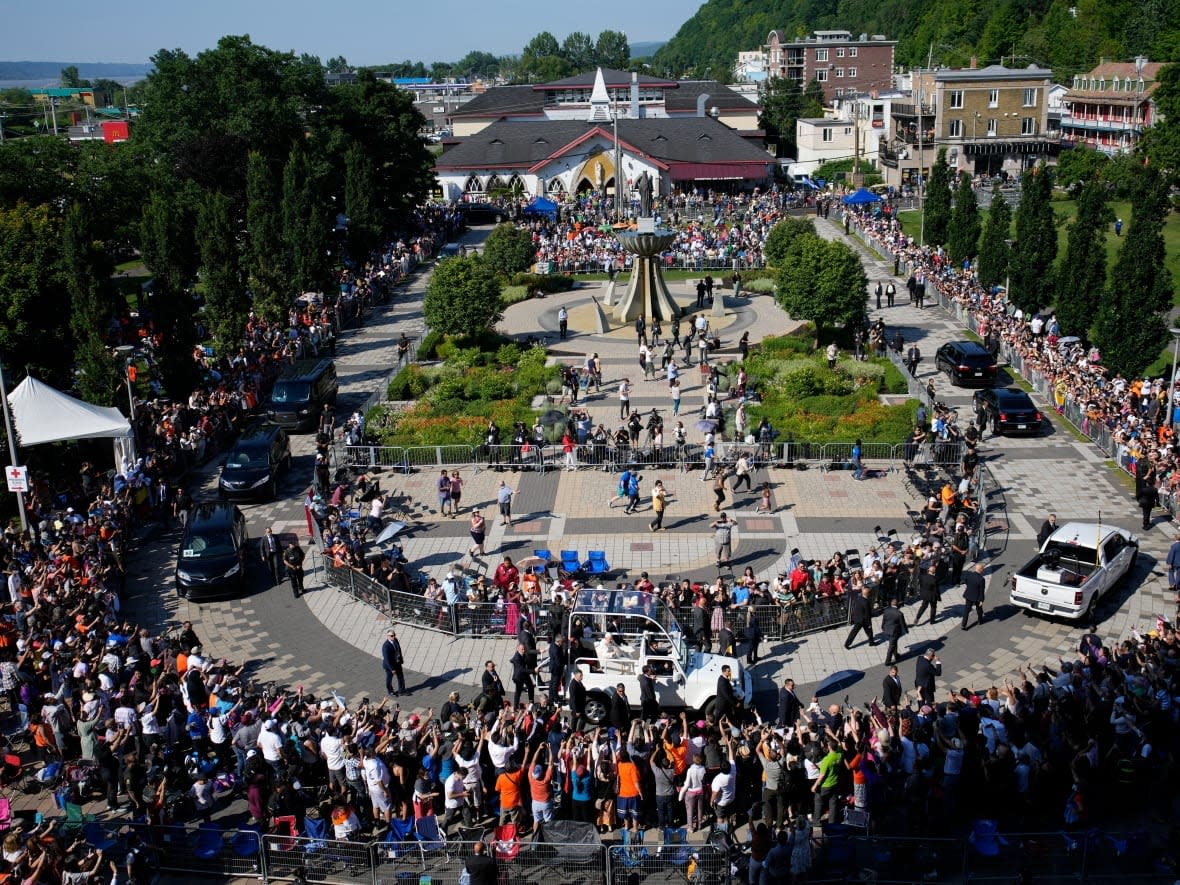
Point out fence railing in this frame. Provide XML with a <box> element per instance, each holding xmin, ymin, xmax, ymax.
<box><xmin>336</xmin><ymin>439</ymin><xmax>965</xmax><ymax>475</ymax></box>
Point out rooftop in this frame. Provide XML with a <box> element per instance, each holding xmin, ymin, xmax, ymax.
<box><xmin>935</xmin><ymin>64</ymin><xmax>1053</xmax><ymax>82</ymax></box>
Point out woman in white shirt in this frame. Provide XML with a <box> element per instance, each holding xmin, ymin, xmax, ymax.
<box><xmin>680</xmin><ymin>753</ymin><xmax>707</xmax><ymax>831</ymax></box>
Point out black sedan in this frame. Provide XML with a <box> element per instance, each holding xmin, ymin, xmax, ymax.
<box><xmin>973</xmin><ymin>387</ymin><xmax>1043</xmax><ymax>436</ymax></box>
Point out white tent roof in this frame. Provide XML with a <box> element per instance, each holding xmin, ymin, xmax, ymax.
<box><xmin>8</xmin><ymin>376</ymin><xmax>132</xmax><ymax>446</ymax></box>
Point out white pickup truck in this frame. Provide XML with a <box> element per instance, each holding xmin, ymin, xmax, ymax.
<box><xmin>565</xmin><ymin>588</ymin><xmax>753</xmax><ymax>724</ymax></box>
<box><xmin>1008</xmin><ymin>522</ymin><xmax>1138</xmax><ymax>620</ymax></box>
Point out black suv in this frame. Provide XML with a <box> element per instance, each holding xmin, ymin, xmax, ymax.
<box><xmin>175</xmin><ymin>502</ymin><xmax>249</xmax><ymax>601</ymax></box>
<box><xmin>267</xmin><ymin>358</ymin><xmax>338</xmax><ymax>431</ymax></box>
<box><xmin>219</xmin><ymin>422</ymin><xmax>291</xmax><ymax>500</ymax></box>
<box><xmin>973</xmin><ymin>386</ymin><xmax>1043</xmax><ymax>436</ymax></box>
<box><xmin>935</xmin><ymin>340</ymin><xmax>998</xmax><ymax>387</ymax></box>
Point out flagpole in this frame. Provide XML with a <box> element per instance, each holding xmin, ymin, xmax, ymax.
<box><xmin>0</xmin><ymin>359</ymin><xmax>28</xmax><ymax>532</ymax></box>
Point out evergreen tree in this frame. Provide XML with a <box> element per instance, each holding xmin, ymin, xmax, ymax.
<box><xmin>946</xmin><ymin>172</ymin><xmax>981</xmax><ymax>266</ymax></box>
<box><xmin>343</xmin><ymin>144</ymin><xmax>382</xmax><ymax>269</ymax></box>
<box><xmin>282</xmin><ymin>144</ymin><xmax>329</xmax><ymax>294</ymax></box>
<box><xmin>1010</xmin><ymin>164</ymin><xmax>1057</xmax><ymax>313</ymax></box>
<box><xmin>923</xmin><ymin>149</ymin><xmax>952</xmax><ymax>247</ymax></box>
<box><xmin>62</xmin><ymin>204</ymin><xmax>121</xmax><ymax>406</ymax></box>
<box><xmin>977</xmin><ymin>188</ymin><xmax>1012</xmax><ymax>291</ymax></box>
<box><xmin>139</xmin><ymin>190</ymin><xmax>199</xmax><ymax>396</ymax></box>
<box><xmin>1055</xmin><ymin>178</ymin><xmax>1112</xmax><ymax>340</ymax></box>
<box><xmin>424</xmin><ymin>256</ymin><xmax>503</xmax><ymax>336</ymax></box>
<box><xmin>245</xmin><ymin>151</ymin><xmax>288</xmax><ymax>323</ymax></box>
<box><xmin>197</xmin><ymin>190</ymin><xmax>248</xmax><ymax>355</ymax></box>
<box><xmin>1094</xmin><ymin>166</ymin><xmax>1173</xmax><ymax>378</ymax></box>
<box><xmin>775</xmin><ymin>233</ymin><xmax>868</xmax><ymax>344</ymax></box>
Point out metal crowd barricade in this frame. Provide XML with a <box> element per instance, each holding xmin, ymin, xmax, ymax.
<box><xmin>147</xmin><ymin>823</ymin><xmax>266</xmax><ymax>880</ymax></box>
<box><xmin>262</xmin><ymin>832</ymin><xmax>375</xmax><ymax>884</ymax></box>
<box><xmin>607</xmin><ymin>840</ymin><xmax>726</xmax><ymax>885</ymax></box>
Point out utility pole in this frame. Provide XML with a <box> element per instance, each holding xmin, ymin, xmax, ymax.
<box><xmin>49</xmin><ymin>96</ymin><xmax>59</xmax><ymax>136</ymax></box>
<box><xmin>852</xmin><ymin>99</ymin><xmax>861</xmax><ymax>181</ymax></box>
<box><xmin>613</xmin><ymin>91</ymin><xmax>622</xmax><ymax>223</ymax></box>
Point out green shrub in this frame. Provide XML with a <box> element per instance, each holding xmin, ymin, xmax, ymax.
<box><xmin>501</xmin><ymin>285</ymin><xmax>531</xmax><ymax>306</ymax></box>
<box><xmin>387</xmin><ymin>366</ymin><xmax>434</xmax><ymax>400</ymax></box>
<box><xmin>509</xmin><ymin>272</ymin><xmax>576</xmax><ymax>294</ymax></box>
<box><xmin>822</xmin><ymin>373</ymin><xmax>855</xmax><ymax>396</ymax></box>
<box><xmin>745</xmin><ymin>277</ymin><xmax>777</xmax><ymax>294</ymax></box>
<box><xmin>418</xmin><ymin>329</ymin><xmax>444</xmax><ymax>360</ymax></box>
<box><xmin>545</xmin><ymin>378</ymin><xmax>563</xmax><ymax>396</ymax></box>
<box><xmin>878</xmin><ymin>359</ymin><xmax>909</xmax><ymax>394</ymax></box>
<box><xmin>496</xmin><ymin>343</ymin><xmax>523</xmax><ymax>367</ymax></box>
<box><xmin>780</xmin><ymin>366</ymin><xmax>823</xmax><ymax>398</ymax></box>
<box><xmin>836</xmin><ymin>360</ymin><xmax>885</xmax><ymax>390</ymax></box>
<box><xmin>758</xmin><ymin>334</ymin><xmax>813</xmax><ymax>356</ymax></box>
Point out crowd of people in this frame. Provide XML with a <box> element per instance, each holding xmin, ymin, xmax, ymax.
<box><xmin>848</xmin><ymin>203</ymin><xmax>1180</xmax><ymax>531</ymax></box>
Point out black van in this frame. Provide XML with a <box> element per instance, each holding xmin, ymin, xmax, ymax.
<box><xmin>218</xmin><ymin>422</ymin><xmax>292</xmax><ymax>500</ymax></box>
<box><xmin>175</xmin><ymin>502</ymin><xmax>249</xmax><ymax>600</ymax></box>
<box><xmin>267</xmin><ymin>358</ymin><xmax>338</xmax><ymax>431</ymax></box>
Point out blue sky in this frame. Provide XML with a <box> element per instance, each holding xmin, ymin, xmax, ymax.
<box><xmin>0</xmin><ymin>0</ymin><xmax>690</xmax><ymax>65</ymax></box>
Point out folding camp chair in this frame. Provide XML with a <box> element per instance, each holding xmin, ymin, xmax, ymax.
<box><xmin>559</xmin><ymin>550</ymin><xmax>581</xmax><ymax>577</ymax></box>
<box><xmin>492</xmin><ymin>822</ymin><xmax>520</xmax><ymax>861</ymax></box>
<box><xmin>381</xmin><ymin>816</ymin><xmax>417</xmax><ymax>860</ymax></box>
<box><xmin>192</xmin><ymin>822</ymin><xmax>223</xmax><ymax>861</ymax></box>
<box><xmin>614</xmin><ymin>827</ymin><xmax>649</xmax><ymax>869</ymax></box>
<box><xmin>583</xmin><ymin>550</ymin><xmax>610</xmax><ymax>575</ymax></box>
<box><xmin>660</xmin><ymin>827</ymin><xmax>690</xmax><ymax>866</ymax></box>
<box><xmin>532</xmin><ymin>550</ymin><xmax>554</xmax><ymax>575</ymax></box>
<box><xmin>414</xmin><ymin>814</ymin><xmax>446</xmax><ymax>860</ymax></box>
<box><xmin>271</xmin><ymin>815</ymin><xmax>298</xmax><ymax>852</ymax></box>
<box><xmin>0</xmin><ymin>797</ymin><xmax>11</xmax><ymax>832</ymax></box>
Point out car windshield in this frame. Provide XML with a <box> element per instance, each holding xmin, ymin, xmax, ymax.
<box><xmin>225</xmin><ymin>446</ymin><xmax>266</xmax><ymax>468</ymax></box>
<box><xmin>271</xmin><ymin>382</ymin><xmax>310</xmax><ymax>404</ymax></box>
<box><xmin>181</xmin><ymin>530</ymin><xmax>236</xmax><ymax>559</ymax></box>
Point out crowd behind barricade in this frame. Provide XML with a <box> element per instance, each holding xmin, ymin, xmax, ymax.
<box><xmin>846</xmin><ymin>204</ymin><xmax>1180</xmax><ymax>531</ymax></box>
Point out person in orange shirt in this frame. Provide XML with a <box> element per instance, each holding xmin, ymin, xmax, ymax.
<box><xmin>662</xmin><ymin>715</ymin><xmax>689</xmax><ymax>779</ymax></box>
<box><xmin>495</xmin><ymin>760</ymin><xmax>524</xmax><ymax>825</ymax></box>
<box><xmin>615</xmin><ymin>745</ymin><xmax>644</xmax><ymax>833</ymax></box>
<box><xmin>527</xmin><ymin>744</ymin><xmax>555</xmax><ymax>823</ymax></box>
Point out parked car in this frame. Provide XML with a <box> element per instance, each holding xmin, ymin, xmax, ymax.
<box><xmin>973</xmin><ymin>387</ymin><xmax>1043</xmax><ymax>436</ymax></box>
<box><xmin>935</xmin><ymin>340</ymin><xmax>999</xmax><ymax>387</ymax></box>
<box><xmin>218</xmin><ymin>422</ymin><xmax>291</xmax><ymax>500</ymax></box>
<box><xmin>175</xmin><ymin>502</ymin><xmax>249</xmax><ymax>601</ymax></box>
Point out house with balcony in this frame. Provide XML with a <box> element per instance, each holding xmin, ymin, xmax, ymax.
<box><xmin>1060</xmin><ymin>58</ymin><xmax>1162</xmax><ymax>155</ymax></box>
<box><xmin>765</xmin><ymin>30</ymin><xmax>896</xmax><ymax>102</ymax></box>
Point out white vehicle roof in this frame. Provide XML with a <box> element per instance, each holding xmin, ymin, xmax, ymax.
<box><xmin>1046</xmin><ymin>522</ymin><xmax>1134</xmax><ymax>549</ymax></box>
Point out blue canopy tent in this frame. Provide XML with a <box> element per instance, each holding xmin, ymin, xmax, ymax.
<box><xmin>523</xmin><ymin>196</ymin><xmax>558</xmax><ymax>221</ymax></box>
<box><xmin>842</xmin><ymin>187</ymin><xmax>882</xmax><ymax>205</ymax></box>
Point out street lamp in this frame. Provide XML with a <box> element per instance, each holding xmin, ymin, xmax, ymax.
<box><xmin>1169</xmin><ymin>326</ymin><xmax>1180</xmax><ymax>426</ymax></box>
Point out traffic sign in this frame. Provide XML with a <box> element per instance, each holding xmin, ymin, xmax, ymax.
<box><xmin>5</xmin><ymin>466</ymin><xmax>27</xmax><ymax>493</ymax></box>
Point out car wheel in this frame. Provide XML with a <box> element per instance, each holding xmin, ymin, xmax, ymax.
<box><xmin>584</xmin><ymin>694</ymin><xmax>609</xmax><ymax>725</ymax></box>
<box><xmin>702</xmin><ymin>697</ymin><xmax>718</xmax><ymax>720</ymax></box>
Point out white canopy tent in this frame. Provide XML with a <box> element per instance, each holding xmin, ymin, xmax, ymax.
<box><xmin>7</xmin><ymin>376</ymin><xmax>135</xmax><ymax>467</ymax></box>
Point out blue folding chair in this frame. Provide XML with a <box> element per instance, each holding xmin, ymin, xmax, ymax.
<box><xmin>381</xmin><ymin>816</ymin><xmax>417</xmax><ymax>860</ymax></box>
<box><xmin>83</xmin><ymin>822</ymin><xmax>118</xmax><ymax>853</ymax></box>
<box><xmin>614</xmin><ymin>827</ymin><xmax>649</xmax><ymax>869</ymax></box>
<box><xmin>192</xmin><ymin>822</ymin><xmax>223</xmax><ymax>861</ymax></box>
<box><xmin>661</xmin><ymin>827</ymin><xmax>690</xmax><ymax>865</ymax></box>
<box><xmin>414</xmin><ymin>814</ymin><xmax>447</xmax><ymax>860</ymax></box>
<box><xmin>560</xmin><ymin>550</ymin><xmax>581</xmax><ymax>575</ymax></box>
<box><xmin>532</xmin><ymin>549</ymin><xmax>554</xmax><ymax>575</ymax></box>
<box><xmin>583</xmin><ymin>550</ymin><xmax>610</xmax><ymax>575</ymax></box>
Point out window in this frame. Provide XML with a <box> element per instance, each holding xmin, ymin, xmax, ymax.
<box><xmin>1023</xmin><ymin>88</ymin><xmax>1037</xmax><ymax>107</ymax></box>
<box><xmin>822</xmin><ymin>128</ymin><xmax>833</xmax><ymax>142</ymax></box>
<box><xmin>1112</xmin><ymin>77</ymin><xmax>1121</xmax><ymax>92</ymax></box>
<box><xmin>1021</xmin><ymin>116</ymin><xmax>1036</xmax><ymax>135</ymax></box>
<box><xmin>989</xmin><ymin>89</ymin><xmax>999</xmax><ymax>108</ymax></box>
<box><xmin>816</xmin><ymin>48</ymin><xmax>828</xmax><ymax>62</ymax></box>
<box><xmin>848</xmin><ymin>67</ymin><xmax>857</xmax><ymax>77</ymax></box>
<box><xmin>987</xmin><ymin>117</ymin><xmax>997</xmax><ymax>136</ymax></box>
<box><xmin>844</xmin><ymin>127</ymin><xmax>852</xmax><ymax>135</ymax></box>
<box><xmin>948</xmin><ymin>119</ymin><xmax>963</xmax><ymax>137</ymax></box>
<box><xmin>949</xmin><ymin>90</ymin><xmax>964</xmax><ymax>109</ymax></box>
<box><xmin>836</xmin><ymin>67</ymin><xmax>844</xmax><ymax>78</ymax></box>
<box><xmin>1137</xmin><ymin>78</ymin><xmax>1145</xmax><ymax>93</ymax></box>
<box><xmin>849</xmin><ymin>47</ymin><xmax>858</xmax><ymax>57</ymax></box>
<box><xmin>1098</xmin><ymin>78</ymin><xmax>1105</xmax><ymax>91</ymax></box>
<box><xmin>834</xmin><ymin>88</ymin><xmax>844</xmax><ymax>97</ymax></box>
<box><xmin>817</xmin><ymin>69</ymin><xmax>828</xmax><ymax>81</ymax></box>
<box><xmin>837</xmin><ymin>48</ymin><xmax>845</xmax><ymax>58</ymax></box>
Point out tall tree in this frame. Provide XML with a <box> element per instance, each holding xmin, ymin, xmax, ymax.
<box><xmin>946</xmin><ymin>172</ymin><xmax>981</xmax><ymax>266</ymax></box>
<box><xmin>763</xmin><ymin>216</ymin><xmax>816</xmax><ymax>266</ymax></box>
<box><xmin>423</xmin><ymin>257</ymin><xmax>503</xmax><ymax>336</ymax></box>
<box><xmin>561</xmin><ymin>32</ymin><xmax>595</xmax><ymax>71</ymax></box>
<box><xmin>139</xmin><ymin>190</ymin><xmax>199</xmax><ymax>396</ymax></box>
<box><xmin>59</xmin><ymin>65</ymin><xmax>88</xmax><ymax>88</ymax></box>
<box><xmin>0</xmin><ymin>203</ymin><xmax>72</xmax><ymax>387</ymax></box>
<box><xmin>1140</xmin><ymin>62</ymin><xmax>1180</xmax><ymax>184</ymax></box>
<box><xmin>518</xmin><ymin>31</ymin><xmax>570</xmax><ymax>82</ymax></box>
<box><xmin>197</xmin><ymin>190</ymin><xmax>247</xmax><ymax>355</ymax></box>
<box><xmin>923</xmin><ymin>149</ymin><xmax>952</xmax><ymax>247</ymax></box>
<box><xmin>594</xmin><ymin>31</ymin><xmax>630</xmax><ymax>70</ymax></box>
<box><xmin>977</xmin><ymin>187</ymin><xmax>1012</xmax><ymax>292</ymax></box>
<box><xmin>1010</xmin><ymin>164</ymin><xmax>1058</xmax><ymax>313</ymax></box>
<box><xmin>758</xmin><ymin>77</ymin><xmax>822</xmax><ymax>156</ymax></box>
<box><xmin>343</xmin><ymin>144</ymin><xmax>382</xmax><ymax>268</ymax></box>
<box><xmin>776</xmin><ymin>234</ymin><xmax>868</xmax><ymax>344</ymax></box>
<box><xmin>245</xmin><ymin>152</ymin><xmax>288</xmax><ymax>323</ymax></box>
<box><xmin>481</xmin><ymin>223</ymin><xmax>535</xmax><ymax>277</ymax></box>
<box><xmin>1055</xmin><ymin>178</ymin><xmax>1113</xmax><ymax>340</ymax></box>
<box><xmin>282</xmin><ymin>145</ymin><xmax>329</xmax><ymax>295</ymax></box>
<box><xmin>1094</xmin><ymin>166</ymin><xmax>1174</xmax><ymax>378</ymax></box>
<box><xmin>62</xmin><ymin>203</ymin><xmax>121</xmax><ymax>407</ymax></box>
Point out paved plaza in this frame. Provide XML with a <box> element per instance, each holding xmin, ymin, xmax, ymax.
<box><xmin>122</xmin><ymin>219</ymin><xmax>1177</xmax><ymax>723</ymax></box>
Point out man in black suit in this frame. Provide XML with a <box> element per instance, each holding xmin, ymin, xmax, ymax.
<box><xmin>1036</xmin><ymin>513</ymin><xmax>1058</xmax><ymax>548</ymax></box>
<box><xmin>465</xmin><ymin>841</ymin><xmax>497</xmax><ymax>885</ymax></box>
<box><xmin>961</xmin><ymin>563</ymin><xmax>987</xmax><ymax>630</ymax></box>
<box><xmin>882</xmin><ymin>664</ymin><xmax>904</xmax><ymax>708</ymax></box>
<box><xmin>547</xmin><ymin>635</ymin><xmax>566</xmax><ymax>702</ymax></box>
<box><xmin>639</xmin><ymin>664</ymin><xmax>659</xmax><ymax>721</ymax></box>
<box><xmin>282</xmin><ymin>540</ymin><xmax>305</xmax><ymax>598</ymax></box>
<box><xmin>568</xmin><ymin>668</ymin><xmax>588</xmax><ymax>732</ymax></box>
<box><xmin>382</xmin><ymin>629</ymin><xmax>406</xmax><ymax>697</ymax></box>
<box><xmin>510</xmin><ymin>643</ymin><xmax>535</xmax><ymax>707</ymax></box>
<box><xmin>260</xmin><ymin>527</ymin><xmax>282</xmax><ymax>585</ymax></box>
<box><xmin>844</xmin><ymin>587</ymin><xmax>876</xmax><ymax>649</ymax></box>
<box><xmin>914</xmin><ymin>648</ymin><xmax>941</xmax><ymax>705</ymax></box>
<box><xmin>482</xmin><ymin>660</ymin><xmax>505</xmax><ymax>709</ymax></box>
<box><xmin>715</xmin><ymin>665</ymin><xmax>740</xmax><ymax>721</ymax></box>
<box><xmin>881</xmin><ymin>597</ymin><xmax>908</xmax><ymax>666</ymax></box>
<box><xmin>777</xmin><ymin>678</ymin><xmax>802</xmax><ymax>727</ymax></box>
<box><xmin>914</xmin><ymin>564</ymin><xmax>940</xmax><ymax>625</ymax></box>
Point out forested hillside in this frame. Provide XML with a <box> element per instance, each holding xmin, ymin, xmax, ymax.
<box><xmin>654</xmin><ymin>0</ymin><xmax>1180</xmax><ymax>82</ymax></box>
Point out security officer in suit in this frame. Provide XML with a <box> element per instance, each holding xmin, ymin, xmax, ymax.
<box><xmin>914</xmin><ymin>564</ymin><xmax>940</xmax><ymax>626</ymax></box>
<box><xmin>638</xmin><ymin>665</ymin><xmax>659</xmax><ymax>721</ymax></box>
<box><xmin>282</xmin><ymin>540</ymin><xmax>305</xmax><ymax>598</ymax></box>
<box><xmin>777</xmin><ymin>678</ymin><xmax>802</xmax><ymax>727</ymax></box>
<box><xmin>961</xmin><ymin>563</ymin><xmax>987</xmax><ymax>630</ymax></box>
<box><xmin>881</xmin><ymin>597</ymin><xmax>908</xmax><ymax>666</ymax></box>
<box><xmin>844</xmin><ymin>587</ymin><xmax>876</xmax><ymax>649</ymax></box>
<box><xmin>914</xmin><ymin>648</ymin><xmax>941</xmax><ymax>705</ymax></box>
<box><xmin>260</xmin><ymin>527</ymin><xmax>283</xmax><ymax>584</ymax></box>
<box><xmin>882</xmin><ymin>665</ymin><xmax>904</xmax><ymax>708</ymax></box>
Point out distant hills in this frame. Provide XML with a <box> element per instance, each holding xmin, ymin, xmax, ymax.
<box><xmin>0</xmin><ymin>61</ymin><xmax>152</xmax><ymax>84</ymax></box>
<box><xmin>654</xmin><ymin>0</ymin><xmax>1180</xmax><ymax>83</ymax></box>
<box><xmin>629</xmin><ymin>41</ymin><xmax>667</xmax><ymax>59</ymax></box>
